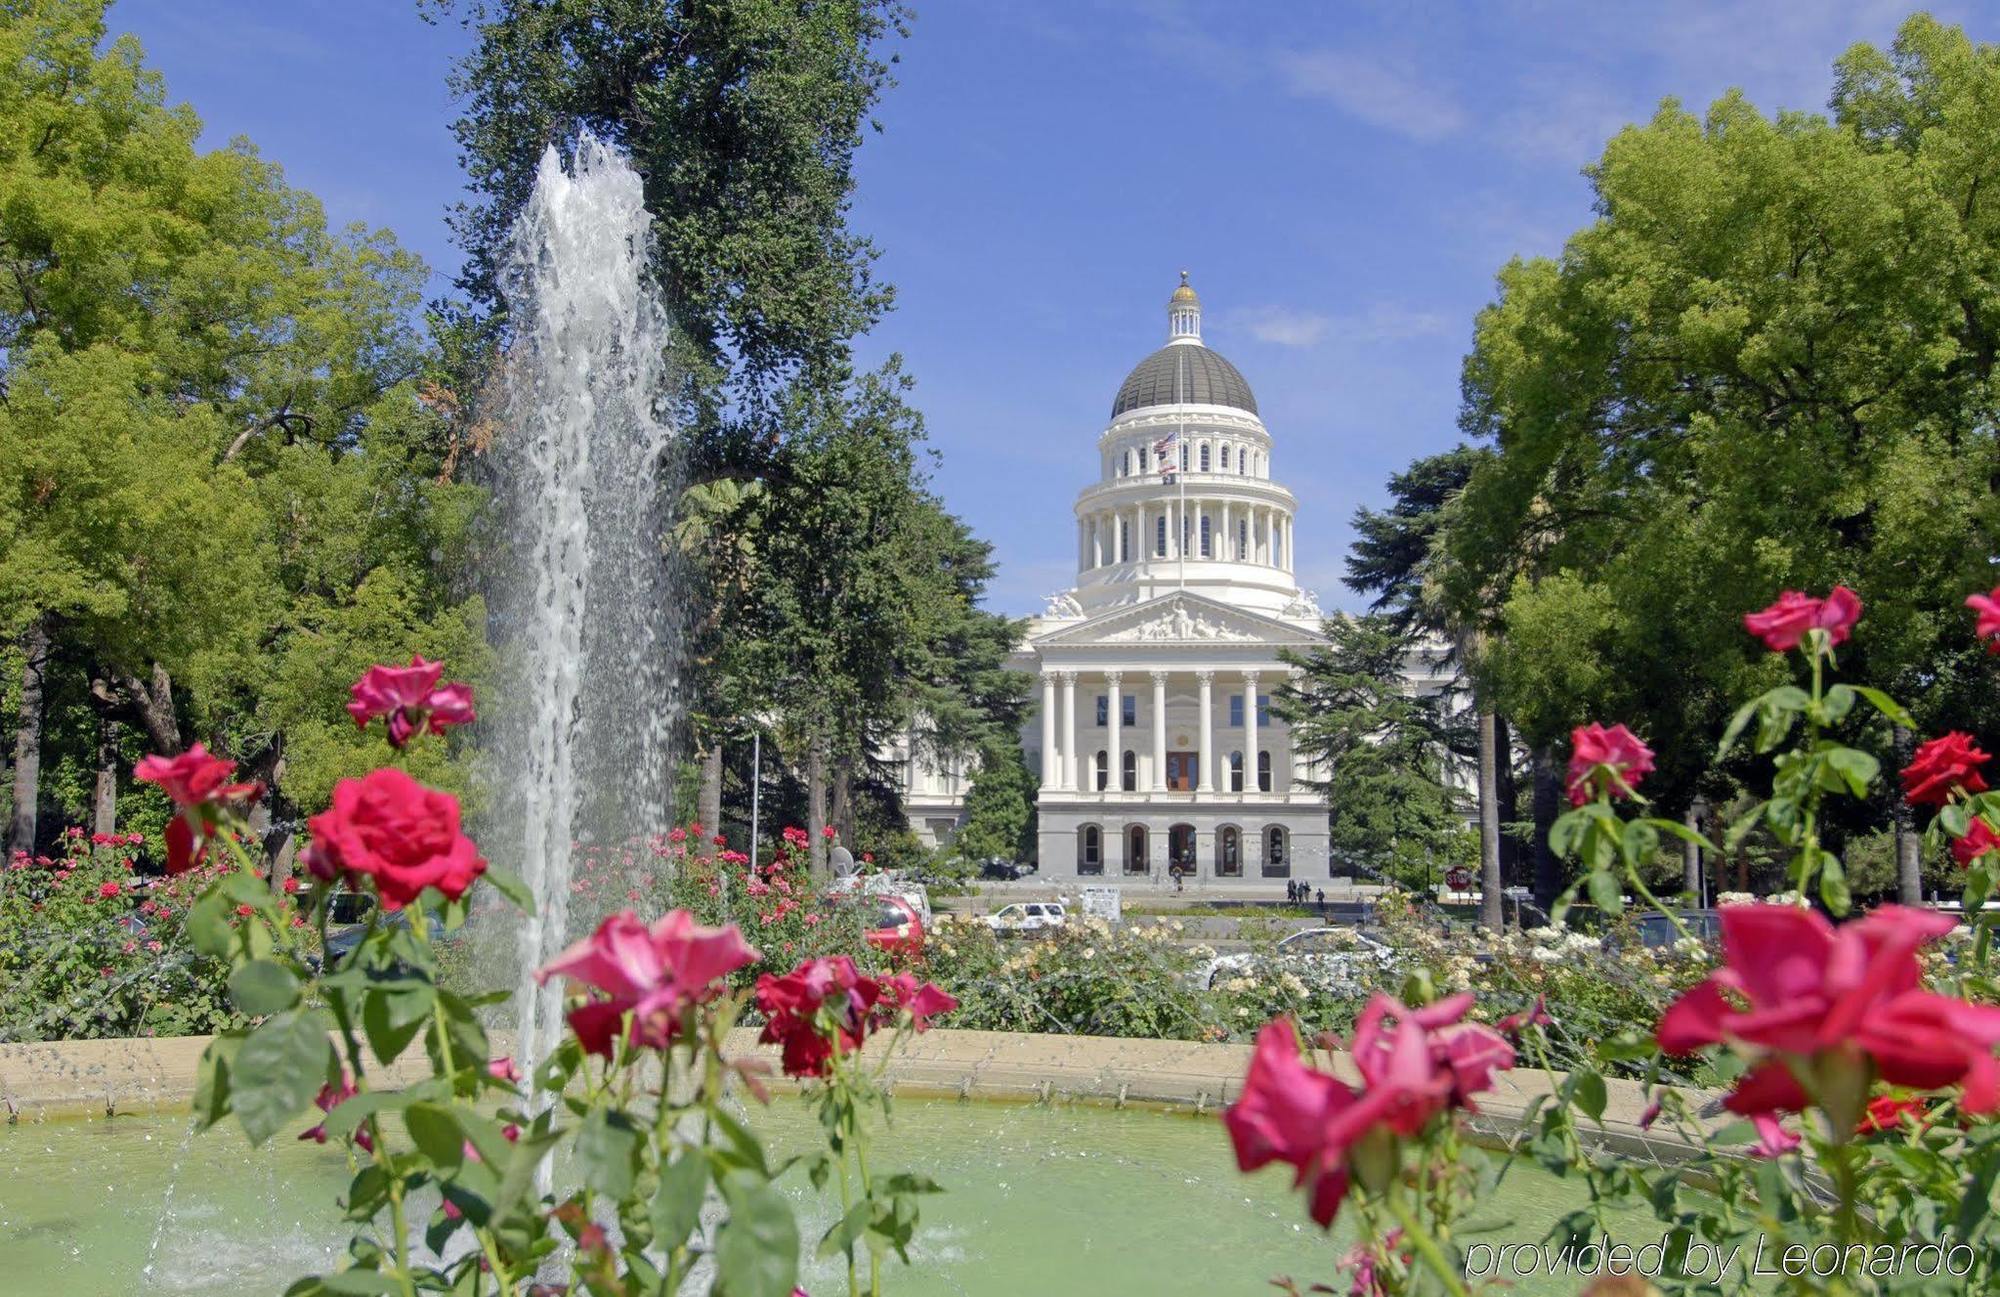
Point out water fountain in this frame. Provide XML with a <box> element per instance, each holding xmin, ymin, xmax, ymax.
<box><xmin>484</xmin><ymin>133</ymin><xmax>682</xmax><ymax>1076</ymax></box>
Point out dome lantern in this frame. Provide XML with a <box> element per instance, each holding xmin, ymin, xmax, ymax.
<box><xmin>1168</xmin><ymin>269</ymin><xmax>1201</xmax><ymax>344</ymax></box>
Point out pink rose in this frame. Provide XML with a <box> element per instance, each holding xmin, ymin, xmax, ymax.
<box><xmin>134</xmin><ymin>744</ymin><xmax>265</xmax><ymax>874</ymax></box>
<box><xmin>305</xmin><ymin>769</ymin><xmax>487</xmax><ymax>909</ymax></box>
<box><xmin>1659</xmin><ymin>904</ymin><xmax>2000</xmax><ymax>1125</ymax></box>
<box><xmin>536</xmin><ymin>909</ymin><xmax>758</xmax><ymax>1057</ymax></box>
<box><xmin>1969</xmin><ymin>587</ymin><xmax>2000</xmax><ymax>653</ymax></box>
<box><xmin>1742</xmin><ymin>586</ymin><xmax>1863</xmax><ymax>652</ymax></box>
<box><xmin>1565</xmin><ymin>723</ymin><xmax>1655</xmax><ymax>807</ymax></box>
<box><xmin>346</xmin><ymin>656</ymin><xmax>475</xmax><ymax>748</ymax></box>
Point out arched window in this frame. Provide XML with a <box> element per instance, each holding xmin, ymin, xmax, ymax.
<box><xmin>1258</xmin><ymin>750</ymin><xmax>1273</xmax><ymax>792</ymax></box>
<box><xmin>1087</xmin><ymin>520</ymin><xmax>1097</xmax><ymax>567</ymax></box>
<box><xmin>1079</xmin><ymin>825</ymin><xmax>1102</xmax><ymax>874</ymax></box>
<box><xmin>1199</xmin><ymin>443</ymin><xmax>1211</xmax><ymax>472</ymax></box>
<box><xmin>1236</xmin><ymin>518</ymin><xmax>1248</xmax><ymax>560</ymax></box>
<box><xmin>1199</xmin><ymin>515</ymin><xmax>1212</xmax><ymax>557</ymax></box>
<box><xmin>1218</xmin><ymin>826</ymin><xmax>1241</xmax><ymax>877</ymax></box>
<box><xmin>1220</xmin><ymin>443</ymin><xmax>1231</xmax><ymax>471</ymax></box>
<box><xmin>1125</xmin><ymin>825</ymin><xmax>1149</xmax><ymax>875</ymax></box>
<box><xmin>1265</xmin><ymin>827</ymin><xmax>1287</xmax><ymax>872</ymax></box>
<box><xmin>1094</xmin><ymin>750</ymin><xmax>1108</xmax><ymax>791</ymax></box>
<box><xmin>1181</xmin><ymin>513</ymin><xmax>1192</xmax><ymax>556</ymax></box>
<box><xmin>1238</xmin><ymin>450</ymin><xmax>1248</xmax><ymax>475</ymax></box>
<box><xmin>1180</xmin><ymin>443</ymin><xmax>1189</xmax><ymax>471</ymax></box>
<box><xmin>1229</xmin><ymin>751</ymin><xmax>1244</xmax><ymax>792</ymax></box>
<box><xmin>1118</xmin><ymin>517</ymin><xmax>1130</xmax><ymax>562</ymax></box>
<box><xmin>1274</xmin><ymin>526</ymin><xmax>1283</xmax><ymax>567</ymax></box>
<box><xmin>1121</xmin><ymin>749</ymin><xmax>1137</xmax><ymax>791</ymax></box>
<box><xmin>1155</xmin><ymin>515</ymin><xmax>1167</xmax><ymax>557</ymax></box>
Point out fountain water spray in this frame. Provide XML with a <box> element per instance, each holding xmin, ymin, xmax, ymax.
<box><xmin>487</xmin><ymin>133</ymin><xmax>680</xmax><ymax>1076</ymax></box>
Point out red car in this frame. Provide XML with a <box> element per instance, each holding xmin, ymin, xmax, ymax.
<box><xmin>863</xmin><ymin>894</ymin><xmax>925</xmax><ymax>959</ymax></box>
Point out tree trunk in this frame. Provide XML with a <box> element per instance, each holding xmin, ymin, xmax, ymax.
<box><xmin>806</xmin><ymin>740</ymin><xmax>829</xmax><ymax>879</ymax></box>
<box><xmin>114</xmin><ymin>662</ymin><xmax>181</xmax><ymax>756</ymax></box>
<box><xmin>1493</xmin><ymin>713</ymin><xmax>1520</xmax><ymax>885</ymax></box>
<box><xmin>831</xmin><ymin>754</ymin><xmax>856</xmax><ymax>847</ymax></box>
<box><xmin>1477</xmin><ymin>707</ymin><xmax>1504</xmax><ymax>931</ymax></box>
<box><xmin>1682</xmin><ymin>804</ymin><xmax>1702</xmax><ymax>904</ymax></box>
<box><xmin>92</xmin><ymin>713</ymin><xmax>120</xmax><ymax>839</ymax></box>
<box><xmin>1893</xmin><ymin>726</ymin><xmax>1922</xmax><ymax>904</ymax></box>
<box><xmin>1530</xmin><ymin>746</ymin><xmax>1562</xmax><ymax>916</ymax></box>
<box><xmin>8</xmin><ymin>614</ymin><xmax>52</xmax><ymax>857</ymax></box>
<box><xmin>697</xmin><ymin>741</ymin><xmax>723</xmax><ymax>841</ymax></box>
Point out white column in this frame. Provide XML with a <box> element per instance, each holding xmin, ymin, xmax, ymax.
<box><xmin>1105</xmin><ymin>671</ymin><xmax>1123</xmax><ymax>793</ymax></box>
<box><xmin>1220</xmin><ymin>500</ymin><xmax>1232</xmax><ymax>561</ymax></box>
<box><xmin>1039</xmin><ymin>672</ymin><xmax>1057</xmax><ymax>790</ymax></box>
<box><xmin>1196</xmin><ymin>670</ymin><xmax>1214</xmax><ymax>793</ymax></box>
<box><xmin>1074</xmin><ymin>671</ymin><xmax>1091</xmax><ymax>794</ymax></box>
<box><xmin>1242</xmin><ymin>671</ymin><xmax>1260</xmax><ymax>794</ymax></box>
<box><xmin>1150</xmin><ymin>670</ymin><xmax>1169</xmax><ymax>792</ymax></box>
<box><xmin>1059</xmin><ymin>670</ymin><xmax>1078</xmax><ymax>792</ymax></box>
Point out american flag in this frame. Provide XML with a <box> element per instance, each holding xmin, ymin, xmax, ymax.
<box><xmin>1153</xmin><ymin>431</ymin><xmax>1178</xmax><ymax>478</ymax></box>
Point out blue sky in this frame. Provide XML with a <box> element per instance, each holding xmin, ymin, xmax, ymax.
<box><xmin>112</xmin><ymin>0</ymin><xmax>1979</xmax><ymax>615</ymax></box>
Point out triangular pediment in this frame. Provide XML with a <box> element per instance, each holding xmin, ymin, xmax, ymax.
<box><xmin>1030</xmin><ymin>592</ymin><xmax>1322</xmax><ymax>648</ymax></box>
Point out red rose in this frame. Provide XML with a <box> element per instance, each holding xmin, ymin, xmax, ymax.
<box><xmin>1857</xmin><ymin>1094</ymin><xmax>1928</xmax><ymax>1137</ymax></box>
<box><xmin>1565</xmin><ymin>722</ymin><xmax>1655</xmax><ymax>806</ymax></box>
<box><xmin>1952</xmin><ymin>816</ymin><xmax>2000</xmax><ymax>868</ymax></box>
<box><xmin>1658</xmin><ymin>904</ymin><xmax>2000</xmax><ymax>1125</ymax></box>
<box><xmin>1901</xmin><ymin>731</ymin><xmax>1991</xmax><ymax>807</ymax></box>
<box><xmin>755</xmin><ymin>956</ymin><xmax>884</xmax><ymax>1078</ymax></box>
<box><xmin>134</xmin><ymin>744</ymin><xmax>264</xmax><ymax>874</ymax></box>
<box><xmin>305</xmin><ymin>768</ymin><xmax>487</xmax><ymax>909</ymax></box>
<box><xmin>1742</xmin><ymin>587</ymin><xmax>1863</xmax><ymax>653</ymax></box>
<box><xmin>1969</xmin><ymin>587</ymin><xmax>2000</xmax><ymax>653</ymax></box>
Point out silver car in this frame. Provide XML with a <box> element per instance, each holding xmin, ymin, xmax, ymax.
<box><xmin>1200</xmin><ymin>926</ymin><xmax>1395</xmax><ymax>991</ymax></box>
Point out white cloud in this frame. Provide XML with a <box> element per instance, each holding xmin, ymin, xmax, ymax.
<box><xmin>1224</xmin><ymin>303</ymin><xmax>1450</xmax><ymax>350</ymax></box>
<box><xmin>1277</xmin><ymin>49</ymin><xmax>1465</xmax><ymax>141</ymax></box>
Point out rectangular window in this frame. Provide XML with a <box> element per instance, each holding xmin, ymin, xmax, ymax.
<box><xmin>1122</xmin><ymin>695</ymin><xmax>1136</xmax><ymax>727</ymax></box>
<box><xmin>1228</xmin><ymin>697</ymin><xmax>1269</xmax><ymax>726</ymax></box>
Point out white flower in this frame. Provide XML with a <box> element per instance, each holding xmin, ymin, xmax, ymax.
<box><xmin>1082</xmin><ymin>948</ymin><xmax>1095</xmax><ymax>960</ymax></box>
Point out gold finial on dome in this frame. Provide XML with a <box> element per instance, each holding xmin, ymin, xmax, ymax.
<box><xmin>1167</xmin><ymin>269</ymin><xmax>1201</xmax><ymax>342</ymax></box>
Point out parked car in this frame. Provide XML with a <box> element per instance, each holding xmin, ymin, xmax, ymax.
<box><xmin>1199</xmin><ymin>926</ymin><xmax>1395</xmax><ymax>991</ymax></box>
<box><xmin>978</xmin><ymin>857</ymin><xmax>1038</xmax><ymax>881</ymax></box>
<box><xmin>862</xmin><ymin>894</ymin><xmax>925</xmax><ymax>958</ymax></box>
<box><xmin>980</xmin><ymin>901</ymin><xmax>1067</xmax><ymax>936</ymax></box>
<box><xmin>1629</xmin><ymin>909</ymin><xmax>1723</xmax><ymax>952</ymax></box>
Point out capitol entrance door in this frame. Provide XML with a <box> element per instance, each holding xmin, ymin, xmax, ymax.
<box><xmin>1168</xmin><ymin>824</ymin><xmax>1197</xmax><ymax>875</ymax></box>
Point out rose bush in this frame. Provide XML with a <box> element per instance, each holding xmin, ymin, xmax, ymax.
<box><xmin>174</xmin><ymin>659</ymin><xmax>955</xmax><ymax>1297</ymax></box>
<box><xmin>1229</xmin><ymin>586</ymin><xmax>2000</xmax><ymax>1294</ymax></box>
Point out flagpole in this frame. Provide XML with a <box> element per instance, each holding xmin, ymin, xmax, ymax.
<box><xmin>1176</xmin><ymin>353</ymin><xmax>1186</xmax><ymax>592</ymax></box>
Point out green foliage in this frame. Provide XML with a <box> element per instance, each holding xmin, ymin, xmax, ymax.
<box><xmin>1276</xmin><ymin>614</ymin><xmax>1466</xmax><ymax>881</ymax></box>
<box><xmin>950</xmin><ymin>744</ymin><xmax>1035</xmax><ymax>865</ymax></box>
<box><xmin>0</xmin><ymin>831</ymin><xmax>242</xmax><ymax>1040</ymax></box>
<box><xmin>1446</xmin><ymin>13</ymin><xmax>2000</xmax><ymax>822</ymax></box>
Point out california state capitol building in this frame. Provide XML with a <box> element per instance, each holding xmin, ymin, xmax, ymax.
<box><xmin>895</xmin><ymin>274</ymin><xmax>1455</xmax><ymax>890</ymax></box>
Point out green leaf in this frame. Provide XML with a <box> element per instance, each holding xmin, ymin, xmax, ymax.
<box><xmin>192</xmin><ymin>1032</ymin><xmax>244</xmax><ymax>1131</ymax></box>
<box><xmin>319</xmin><ymin>1271</ymin><xmax>403</xmax><ymax>1295</ymax></box>
<box><xmin>651</xmin><ymin>1151</ymin><xmax>710</xmax><ymax>1251</ymax></box>
<box><xmin>1642</xmin><ymin>817</ymin><xmax>1715</xmax><ymax>853</ymax></box>
<box><xmin>1549</xmin><ymin>809</ymin><xmax>1590</xmax><ymax>860</ymax></box>
<box><xmin>1941</xmin><ymin>803</ymin><xmax>1972</xmax><ymax>838</ymax></box>
<box><xmin>870</xmin><ymin>1172</ymin><xmax>944</xmax><ymax>1196</ymax></box>
<box><xmin>406</xmin><ymin>1102</ymin><xmax>466</xmax><ymax>1169</ymax></box>
<box><xmin>1717</xmin><ymin>697</ymin><xmax>1761</xmax><ymax>759</ymax></box>
<box><xmin>1850</xmin><ymin>686</ymin><xmax>1916</xmax><ymax>729</ymax></box>
<box><xmin>361</xmin><ymin>982</ymin><xmax>434</xmax><ymax>1067</ymax></box>
<box><xmin>1820</xmin><ymin>856</ymin><xmax>1852</xmax><ymax>916</ymax></box>
<box><xmin>1820</xmin><ymin>683</ymin><xmax>1857</xmax><ymax>724</ymax></box>
<box><xmin>233</xmin><ymin>1009</ymin><xmax>334</xmax><ymax>1146</ymax></box>
<box><xmin>1586</xmin><ymin>869</ymin><xmax>1623</xmax><ymax>917</ymax></box>
<box><xmin>816</xmin><ymin>1199</ymin><xmax>871</xmax><ymax>1261</ymax></box>
<box><xmin>1572</xmin><ymin>1071</ymin><xmax>1608</xmax><ymax>1124</ymax></box>
<box><xmin>574</xmin><ymin>1108</ymin><xmax>642</xmax><ymax>1199</ymax></box>
<box><xmin>492</xmin><ymin>1125</ymin><xmax>562</xmax><ymax>1217</ymax></box>
<box><xmin>229</xmin><ymin>960</ymin><xmax>302</xmax><ymax>1016</ymax></box>
<box><xmin>186</xmin><ymin>888</ymin><xmax>236</xmax><ymax>959</ymax></box>
<box><xmin>1823</xmin><ymin>746</ymin><xmax>1879</xmax><ymax>797</ymax></box>
<box><xmin>716</xmin><ymin>1175</ymin><xmax>800</xmax><ymax>1297</ymax></box>
<box><xmin>482</xmin><ymin>863</ymin><xmax>536</xmax><ymax>915</ymax></box>
<box><xmin>321</xmin><ymin>1090</ymin><xmax>409</xmax><ymax>1146</ymax></box>
<box><xmin>1619</xmin><ymin>818</ymin><xmax>1659</xmax><ymax>866</ymax></box>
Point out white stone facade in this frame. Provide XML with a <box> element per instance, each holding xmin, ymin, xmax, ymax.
<box><xmin>897</xmin><ymin>276</ymin><xmax>1456</xmax><ymax>884</ymax></box>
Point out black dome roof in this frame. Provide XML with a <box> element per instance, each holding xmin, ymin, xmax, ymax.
<box><xmin>1111</xmin><ymin>344</ymin><xmax>1258</xmax><ymax>418</ymax></box>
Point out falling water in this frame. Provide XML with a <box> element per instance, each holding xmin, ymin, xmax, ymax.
<box><xmin>486</xmin><ymin>134</ymin><xmax>680</xmax><ymax>1076</ymax></box>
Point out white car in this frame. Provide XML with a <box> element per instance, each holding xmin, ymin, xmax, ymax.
<box><xmin>1200</xmin><ymin>927</ymin><xmax>1395</xmax><ymax>991</ymax></box>
<box><xmin>981</xmin><ymin>902</ymin><xmax>1069</xmax><ymax>936</ymax></box>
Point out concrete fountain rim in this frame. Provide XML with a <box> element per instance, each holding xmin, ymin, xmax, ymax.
<box><xmin>0</xmin><ymin>1027</ymin><xmax>1718</xmax><ymax>1164</ymax></box>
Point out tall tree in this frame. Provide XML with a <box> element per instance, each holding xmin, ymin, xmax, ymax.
<box><xmin>1447</xmin><ymin>14</ymin><xmax>2000</xmax><ymax>901</ymax></box>
<box><xmin>1</xmin><ymin>3</ymin><xmax>485</xmax><ymax>852</ymax></box>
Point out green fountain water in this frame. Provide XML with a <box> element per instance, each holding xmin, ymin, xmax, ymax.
<box><xmin>0</xmin><ymin>1098</ymin><xmax>1651</xmax><ymax>1295</ymax></box>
